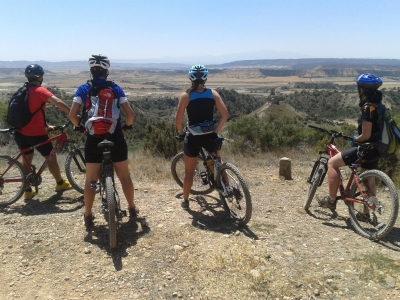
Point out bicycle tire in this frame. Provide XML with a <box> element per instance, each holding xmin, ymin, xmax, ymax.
<box><xmin>348</xmin><ymin>169</ymin><xmax>399</xmax><ymax>240</ymax></box>
<box><xmin>0</xmin><ymin>156</ymin><xmax>26</xmax><ymax>207</ymax></box>
<box><xmin>217</xmin><ymin>163</ymin><xmax>252</xmax><ymax>225</ymax></box>
<box><xmin>170</xmin><ymin>151</ymin><xmax>215</xmax><ymax>195</ymax></box>
<box><xmin>106</xmin><ymin>175</ymin><xmax>117</xmax><ymax>249</ymax></box>
<box><xmin>65</xmin><ymin>147</ymin><xmax>86</xmax><ymax>194</ymax></box>
<box><xmin>303</xmin><ymin>165</ymin><xmax>325</xmax><ymax>210</ymax></box>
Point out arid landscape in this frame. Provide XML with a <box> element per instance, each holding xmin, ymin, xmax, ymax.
<box><xmin>1</xmin><ymin>60</ymin><xmax>400</xmax><ymax>299</ymax></box>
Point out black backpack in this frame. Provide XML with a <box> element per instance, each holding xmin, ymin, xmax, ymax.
<box><xmin>7</xmin><ymin>83</ymin><xmax>45</xmax><ymax>129</ymax></box>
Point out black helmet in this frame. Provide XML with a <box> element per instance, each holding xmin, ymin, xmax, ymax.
<box><xmin>25</xmin><ymin>64</ymin><xmax>44</xmax><ymax>78</ymax></box>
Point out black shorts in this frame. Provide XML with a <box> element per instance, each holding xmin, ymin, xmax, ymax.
<box><xmin>183</xmin><ymin>133</ymin><xmax>218</xmax><ymax>158</ymax></box>
<box><xmin>14</xmin><ymin>132</ymin><xmax>53</xmax><ymax>156</ymax></box>
<box><xmin>85</xmin><ymin>130</ymin><xmax>128</xmax><ymax>163</ymax></box>
<box><xmin>341</xmin><ymin>146</ymin><xmax>379</xmax><ymax>170</ymax></box>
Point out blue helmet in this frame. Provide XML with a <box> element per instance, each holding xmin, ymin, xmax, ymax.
<box><xmin>356</xmin><ymin>73</ymin><xmax>382</xmax><ymax>90</ymax></box>
<box><xmin>188</xmin><ymin>64</ymin><xmax>208</xmax><ymax>81</ymax></box>
<box><xmin>25</xmin><ymin>64</ymin><xmax>44</xmax><ymax>78</ymax></box>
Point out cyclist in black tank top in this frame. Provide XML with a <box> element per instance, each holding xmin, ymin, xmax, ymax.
<box><xmin>175</xmin><ymin>65</ymin><xmax>229</xmax><ymax>210</ymax></box>
<box><xmin>317</xmin><ymin>74</ymin><xmax>383</xmax><ymax>220</ymax></box>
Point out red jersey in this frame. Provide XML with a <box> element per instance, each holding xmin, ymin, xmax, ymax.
<box><xmin>17</xmin><ymin>86</ymin><xmax>53</xmax><ymax>136</ymax></box>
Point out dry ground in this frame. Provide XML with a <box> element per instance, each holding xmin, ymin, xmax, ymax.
<box><xmin>0</xmin><ymin>150</ymin><xmax>400</xmax><ymax>300</ymax></box>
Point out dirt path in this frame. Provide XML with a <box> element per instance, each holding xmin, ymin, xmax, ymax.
<box><xmin>0</xmin><ymin>162</ymin><xmax>400</xmax><ymax>300</ymax></box>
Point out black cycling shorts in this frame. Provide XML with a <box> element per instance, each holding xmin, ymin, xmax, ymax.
<box><xmin>341</xmin><ymin>146</ymin><xmax>379</xmax><ymax>170</ymax></box>
<box><xmin>184</xmin><ymin>133</ymin><xmax>218</xmax><ymax>158</ymax></box>
<box><xmin>14</xmin><ymin>133</ymin><xmax>53</xmax><ymax>156</ymax></box>
<box><xmin>85</xmin><ymin>130</ymin><xmax>128</xmax><ymax>163</ymax></box>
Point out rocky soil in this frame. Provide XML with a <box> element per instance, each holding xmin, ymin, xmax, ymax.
<box><xmin>0</xmin><ymin>159</ymin><xmax>400</xmax><ymax>300</ymax></box>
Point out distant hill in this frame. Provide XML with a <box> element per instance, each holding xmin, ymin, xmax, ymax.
<box><xmin>2</xmin><ymin>58</ymin><xmax>400</xmax><ymax>74</ymax></box>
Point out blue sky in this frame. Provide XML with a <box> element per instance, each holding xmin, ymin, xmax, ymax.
<box><xmin>1</xmin><ymin>0</ymin><xmax>400</xmax><ymax>63</ymax></box>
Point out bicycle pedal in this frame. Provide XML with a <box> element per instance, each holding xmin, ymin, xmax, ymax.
<box><xmin>120</xmin><ymin>210</ymin><xmax>127</xmax><ymax>217</ymax></box>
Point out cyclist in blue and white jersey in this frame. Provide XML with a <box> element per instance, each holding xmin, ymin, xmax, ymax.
<box><xmin>175</xmin><ymin>64</ymin><xmax>229</xmax><ymax>210</ymax></box>
<box><xmin>69</xmin><ymin>54</ymin><xmax>138</xmax><ymax>230</ymax></box>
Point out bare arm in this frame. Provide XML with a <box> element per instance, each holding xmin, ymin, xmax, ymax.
<box><xmin>175</xmin><ymin>93</ymin><xmax>189</xmax><ymax>135</ymax></box>
<box><xmin>120</xmin><ymin>102</ymin><xmax>134</xmax><ymax>126</ymax></box>
<box><xmin>212</xmin><ymin>90</ymin><xmax>229</xmax><ymax>134</ymax></box>
<box><xmin>47</xmin><ymin>95</ymin><xmax>70</xmax><ymax>114</ymax></box>
<box><xmin>69</xmin><ymin>102</ymin><xmax>82</xmax><ymax>127</ymax></box>
<box><xmin>356</xmin><ymin>121</ymin><xmax>372</xmax><ymax>142</ymax></box>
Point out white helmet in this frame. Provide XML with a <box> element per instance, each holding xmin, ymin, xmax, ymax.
<box><xmin>88</xmin><ymin>54</ymin><xmax>110</xmax><ymax>69</ymax></box>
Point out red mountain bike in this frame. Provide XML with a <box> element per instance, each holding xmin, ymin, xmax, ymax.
<box><xmin>0</xmin><ymin>123</ymin><xmax>85</xmax><ymax>207</ymax></box>
<box><xmin>304</xmin><ymin>125</ymin><xmax>398</xmax><ymax>240</ymax></box>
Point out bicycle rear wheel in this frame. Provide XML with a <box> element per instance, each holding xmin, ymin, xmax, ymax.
<box><xmin>0</xmin><ymin>156</ymin><xmax>26</xmax><ymax>207</ymax></box>
<box><xmin>65</xmin><ymin>147</ymin><xmax>86</xmax><ymax>194</ymax></box>
<box><xmin>348</xmin><ymin>169</ymin><xmax>399</xmax><ymax>240</ymax></box>
<box><xmin>170</xmin><ymin>151</ymin><xmax>214</xmax><ymax>195</ymax></box>
<box><xmin>303</xmin><ymin>163</ymin><xmax>326</xmax><ymax>210</ymax></box>
<box><xmin>106</xmin><ymin>176</ymin><xmax>117</xmax><ymax>249</ymax></box>
<box><xmin>218</xmin><ymin>163</ymin><xmax>252</xmax><ymax>225</ymax></box>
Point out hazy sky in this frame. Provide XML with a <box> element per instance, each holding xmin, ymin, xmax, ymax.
<box><xmin>1</xmin><ymin>0</ymin><xmax>400</xmax><ymax>63</ymax></box>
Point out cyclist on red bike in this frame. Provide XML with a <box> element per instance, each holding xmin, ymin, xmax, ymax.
<box><xmin>69</xmin><ymin>54</ymin><xmax>138</xmax><ymax>230</ymax></box>
<box><xmin>175</xmin><ymin>64</ymin><xmax>229</xmax><ymax>210</ymax></box>
<box><xmin>318</xmin><ymin>73</ymin><xmax>383</xmax><ymax>220</ymax></box>
<box><xmin>14</xmin><ymin>64</ymin><xmax>73</xmax><ymax>200</ymax></box>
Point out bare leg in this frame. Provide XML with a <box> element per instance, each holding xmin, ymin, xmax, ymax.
<box><xmin>45</xmin><ymin>154</ymin><xmax>63</xmax><ymax>182</ymax></box>
<box><xmin>84</xmin><ymin>163</ymin><xmax>102</xmax><ymax>217</ymax></box>
<box><xmin>183</xmin><ymin>155</ymin><xmax>198</xmax><ymax>201</ymax></box>
<box><xmin>113</xmin><ymin>159</ymin><xmax>135</xmax><ymax>209</ymax></box>
<box><xmin>327</xmin><ymin>153</ymin><xmax>346</xmax><ymax>201</ymax></box>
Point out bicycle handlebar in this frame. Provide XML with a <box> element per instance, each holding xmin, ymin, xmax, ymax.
<box><xmin>0</xmin><ymin>122</ymin><xmax>71</xmax><ymax>134</ymax></box>
<box><xmin>308</xmin><ymin>125</ymin><xmax>353</xmax><ymax>141</ymax></box>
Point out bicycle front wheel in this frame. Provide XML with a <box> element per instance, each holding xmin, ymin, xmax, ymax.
<box><xmin>170</xmin><ymin>152</ymin><xmax>214</xmax><ymax>195</ymax></box>
<box><xmin>218</xmin><ymin>163</ymin><xmax>252</xmax><ymax>225</ymax></box>
<box><xmin>0</xmin><ymin>156</ymin><xmax>26</xmax><ymax>207</ymax></box>
<box><xmin>348</xmin><ymin>169</ymin><xmax>399</xmax><ymax>240</ymax></box>
<box><xmin>65</xmin><ymin>147</ymin><xmax>86</xmax><ymax>194</ymax></box>
<box><xmin>106</xmin><ymin>176</ymin><xmax>117</xmax><ymax>249</ymax></box>
<box><xmin>303</xmin><ymin>163</ymin><xmax>326</xmax><ymax>210</ymax></box>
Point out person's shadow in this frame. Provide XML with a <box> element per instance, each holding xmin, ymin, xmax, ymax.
<box><xmin>307</xmin><ymin>207</ymin><xmax>400</xmax><ymax>251</ymax></box>
<box><xmin>1</xmin><ymin>191</ymin><xmax>84</xmax><ymax>216</ymax></box>
<box><xmin>177</xmin><ymin>193</ymin><xmax>258</xmax><ymax>240</ymax></box>
<box><xmin>84</xmin><ymin>215</ymin><xmax>150</xmax><ymax>271</ymax></box>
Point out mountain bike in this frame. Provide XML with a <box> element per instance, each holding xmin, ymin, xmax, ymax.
<box><xmin>90</xmin><ymin>139</ymin><xmax>127</xmax><ymax>249</ymax></box>
<box><xmin>171</xmin><ymin>135</ymin><xmax>252</xmax><ymax>225</ymax></box>
<box><xmin>304</xmin><ymin>125</ymin><xmax>399</xmax><ymax>240</ymax></box>
<box><xmin>0</xmin><ymin>123</ymin><xmax>85</xmax><ymax>207</ymax></box>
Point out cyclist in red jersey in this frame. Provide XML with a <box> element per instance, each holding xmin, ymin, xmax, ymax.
<box><xmin>14</xmin><ymin>64</ymin><xmax>73</xmax><ymax>200</ymax></box>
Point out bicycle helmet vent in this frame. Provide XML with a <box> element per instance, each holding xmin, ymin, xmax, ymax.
<box><xmin>88</xmin><ymin>54</ymin><xmax>110</xmax><ymax>69</ymax></box>
<box><xmin>188</xmin><ymin>64</ymin><xmax>208</xmax><ymax>81</ymax></box>
<box><xmin>356</xmin><ymin>73</ymin><xmax>382</xmax><ymax>90</ymax></box>
<box><xmin>25</xmin><ymin>64</ymin><xmax>44</xmax><ymax>78</ymax></box>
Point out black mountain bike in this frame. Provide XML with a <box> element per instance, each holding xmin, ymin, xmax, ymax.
<box><xmin>91</xmin><ymin>140</ymin><xmax>126</xmax><ymax>249</ymax></box>
<box><xmin>171</xmin><ymin>136</ymin><xmax>252</xmax><ymax>225</ymax></box>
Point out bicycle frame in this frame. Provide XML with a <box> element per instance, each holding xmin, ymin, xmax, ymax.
<box><xmin>198</xmin><ymin>140</ymin><xmax>232</xmax><ymax>197</ymax></box>
<box><xmin>0</xmin><ymin>129</ymin><xmax>71</xmax><ymax>187</ymax></box>
<box><xmin>315</xmin><ymin>129</ymin><xmax>376</xmax><ymax>209</ymax></box>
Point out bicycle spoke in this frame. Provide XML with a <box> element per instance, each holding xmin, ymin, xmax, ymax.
<box><xmin>0</xmin><ymin>156</ymin><xmax>25</xmax><ymax>207</ymax></box>
<box><xmin>218</xmin><ymin>163</ymin><xmax>252</xmax><ymax>225</ymax></box>
<box><xmin>348</xmin><ymin>170</ymin><xmax>399</xmax><ymax>240</ymax></box>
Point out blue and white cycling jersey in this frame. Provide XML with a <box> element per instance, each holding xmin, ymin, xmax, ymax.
<box><xmin>73</xmin><ymin>78</ymin><xmax>128</xmax><ymax>106</ymax></box>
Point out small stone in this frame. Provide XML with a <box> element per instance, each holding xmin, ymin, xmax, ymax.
<box><xmin>84</xmin><ymin>248</ymin><xmax>91</xmax><ymax>254</ymax></box>
<box><xmin>173</xmin><ymin>245</ymin><xmax>183</xmax><ymax>251</ymax></box>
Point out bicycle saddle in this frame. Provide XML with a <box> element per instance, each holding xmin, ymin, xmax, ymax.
<box><xmin>98</xmin><ymin>139</ymin><xmax>114</xmax><ymax>148</ymax></box>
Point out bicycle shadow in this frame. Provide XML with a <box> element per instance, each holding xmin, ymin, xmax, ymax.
<box><xmin>0</xmin><ymin>192</ymin><xmax>84</xmax><ymax>216</ymax></box>
<box><xmin>84</xmin><ymin>216</ymin><xmax>150</xmax><ymax>271</ymax></box>
<box><xmin>307</xmin><ymin>207</ymin><xmax>400</xmax><ymax>251</ymax></box>
<box><xmin>179</xmin><ymin>193</ymin><xmax>258</xmax><ymax>240</ymax></box>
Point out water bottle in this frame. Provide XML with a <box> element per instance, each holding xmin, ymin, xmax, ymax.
<box><xmin>206</xmin><ymin>157</ymin><xmax>214</xmax><ymax>175</ymax></box>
